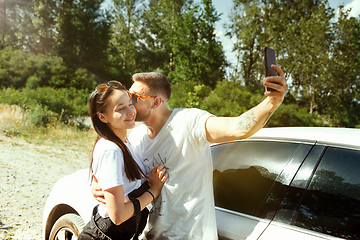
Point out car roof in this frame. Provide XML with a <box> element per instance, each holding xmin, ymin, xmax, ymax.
<box><xmin>248</xmin><ymin>127</ymin><xmax>360</xmax><ymax>149</ymax></box>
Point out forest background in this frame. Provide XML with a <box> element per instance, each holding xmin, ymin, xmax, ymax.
<box><xmin>1</xmin><ymin>0</ymin><xmax>360</xmax><ymax>138</ymax></box>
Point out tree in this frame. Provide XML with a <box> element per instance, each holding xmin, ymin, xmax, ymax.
<box><xmin>269</xmin><ymin>0</ymin><xmax>334</xmax><ymax>114</ymax></box>
<box><xmin>321</xmin><ymin>9</ymin><xmax>360</xmax><ymax>126</ymax></box>
<box><xmin>31</xmin><ymin>0</ymin><xmax>58</xmax><ymax>54</ymax></box>
<box><xmin>227</xmin><ymin>0</ymin><xmax>336</xmax><ymax>112</ymax></box>
<box><xmin>168</xmin><ymin>0</ymin><xmax>226</xmax><ymax>89</ymax></box>
<box><xmin>54</xmin><ymin>0</ymin><xmax>111</xmax><ymax>78</ymax></box>
<box><xmin>107</xmin><ymin>0</ymin><xmax>143</xmax><ymax>81</ymax></box>
<box><xmin>140</xmin><ymin>0</ymin><xmax>189</xmax><ymax>74</ymax></box>
<box><xmin>226</xmin><ymin>0</ymin><xmax>272</xmax><ymax>90</ymax></box>
<box><xmin>0</xmin><ymin>0</ymin><xmax>38</xmax><ymax>51</ymax></box>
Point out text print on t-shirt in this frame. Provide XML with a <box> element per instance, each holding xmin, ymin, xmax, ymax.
<box><xmin>151</xmin><ymin>196</ymin><xmax>165</xmax><ymax>217</ymax></box>
<box><xmin>143</xmin><ymin>152</ymin><xmax>168</xmax><ymax>217</ymax></box>
<box><xmin>142</xmin><ymin>151</ymin><xmax>168</xmax><ymax>174</ymax></box>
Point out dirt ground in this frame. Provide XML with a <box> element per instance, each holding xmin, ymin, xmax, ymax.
<box><xmin>0</xmin><ymin>134</ymin><xmax>91</xmax><ymax>240</ymax></box>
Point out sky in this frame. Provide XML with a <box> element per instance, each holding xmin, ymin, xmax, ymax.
<box><xmin>102</xmin><ymin>0</ymin><xmax>360</xmax><ymax>69</ymax></box>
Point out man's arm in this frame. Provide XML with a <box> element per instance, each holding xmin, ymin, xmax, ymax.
<box><xmin>91</xmin><ymin>176</ymin><xmax>106</xmax><ymax>205</ymax></box>
<box><xmin>206</xmin><ymin>65</ymin><xmax>287</xmax><ymax>143</ymax></box>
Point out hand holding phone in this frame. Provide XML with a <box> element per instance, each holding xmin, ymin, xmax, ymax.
<box><xmin>264</xmin><ymin>47</ymin><xmax>278</xmax><ymax>91</ymax></box>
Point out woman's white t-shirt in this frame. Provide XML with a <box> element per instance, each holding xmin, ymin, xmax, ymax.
<box><xmin>91</xmin><ymin>138</ymin><xmax>145</xmax><ymax>218</ymax></box>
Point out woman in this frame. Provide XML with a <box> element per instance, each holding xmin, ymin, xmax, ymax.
<box><xmin>78</xmin><ymin>80</ymin><xmax>168</xmax><ymax>240</ymax></box>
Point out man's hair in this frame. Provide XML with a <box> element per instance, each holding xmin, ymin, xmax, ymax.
<box><xmin>132</xmin><ymin>72</ymin><xmax>171</xmax><ymax>101</ymax></box>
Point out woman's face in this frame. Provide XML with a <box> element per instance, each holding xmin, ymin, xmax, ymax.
<box><xmin>99</xmin><ymin>89</ymin><xmax>136</xmax><ymax>133</ymax></box>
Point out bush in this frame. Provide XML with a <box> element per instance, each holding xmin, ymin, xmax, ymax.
<box><xmin>267</xmin><ymin>104</ymin><xmax>333</xmax><ymax>127</ymax></box>
<box><xmin>168</xmin><ymin>79</ymin><xmax>333</xmax><ymax>127</ymax></box>
<box><xmin>0</xmin><ymin>87</ymin><xmax>90</xmax><ymax>127</ymax></box>
<box><xmin>0</xmin><ymin>47</ymin><xmax>97</xmax><ymax>91</ymax></box>
<box><xmin>201</xmin><ymin>80</ymin><xmax>265</xmax><ymax>116</ymax></box>
<box><xmin>168</xmin><ymin>82</ymin><xmax>212</xmax><ymax>109</ymax></box>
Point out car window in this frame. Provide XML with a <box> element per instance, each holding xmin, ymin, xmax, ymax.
<box><xmin>273</xmin><ymin>145</ymin><xmax>326</xmax><ymax>224</ymax></box>
<box><xmin>212</xmin><ymin>141</ymin><xmax>301</xmax><ymax>219</ymax></box>
<box><xmin>293</xmin><ymin>147</ymin><xmax>360</xmax><ymax>239</ymax></box>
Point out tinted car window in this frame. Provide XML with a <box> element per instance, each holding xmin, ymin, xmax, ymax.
<box><xmin>212</xmin><ymin>141</ymin><xmax>301</xmax><ymax>218</ymax></box>
<box><xmin>273</xmin><ymin>145</ymin><xmax>326</xmax><ymax>224</ymax></box>
<box><xmin>294</xmin><ymin>147</ymin><xmax>360</xmax><ymax>239</ymax></box>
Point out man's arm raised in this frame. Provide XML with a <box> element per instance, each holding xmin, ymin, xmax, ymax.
<box><xmin>206</xmin><ymin>65</ymin><xmax>288</xmax><ymax>143</ymax></box>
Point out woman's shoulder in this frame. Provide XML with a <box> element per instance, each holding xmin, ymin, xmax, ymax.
<box><xmin>95</xmin><ymin>138</ymin><xmax>120</xmax><ymax>152</ymax></box>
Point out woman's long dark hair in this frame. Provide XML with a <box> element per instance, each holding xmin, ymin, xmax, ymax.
<box><xmin>89</xmin><ymin>85</ymin><xmax>144</xmax><ymax>181</ymax></box>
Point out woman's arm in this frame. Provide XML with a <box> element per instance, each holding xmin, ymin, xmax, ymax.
<box><xmin>104</xmin><ymin>165</ymin><xmax>168</xmax><ymax>225</ymax></box>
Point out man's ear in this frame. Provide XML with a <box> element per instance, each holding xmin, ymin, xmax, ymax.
<box><xmin>97</xmin><ymin>113</ymin><xmax>107</xmax><ymax>123</ymax></box>
<box><xmin>153</xmin><ymin>96</ymin><xmax>163</xmax><ymax>109</ymax></box>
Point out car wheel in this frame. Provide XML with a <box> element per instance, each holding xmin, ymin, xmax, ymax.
<box><xmin>49</xmin><ymin>213</ymin><xmax>85</xmax><ymax>240</ymax></box>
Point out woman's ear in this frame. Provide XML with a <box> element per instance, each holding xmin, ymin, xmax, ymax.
<box><xmin>97</xmin><ymin>113</ymin><xmax>107</xmax><ymax>123</ymax></box>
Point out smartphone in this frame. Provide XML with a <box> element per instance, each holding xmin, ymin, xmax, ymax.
<box><xmin>264</xmin><ymin>47</ymin><xmax>277</xmax><ymax>91</ymax></box>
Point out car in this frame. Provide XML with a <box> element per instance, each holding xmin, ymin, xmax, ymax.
<box><xmin>43</xmin><ymin>127</ymin><xmax>360</xmax><ymax>240</ymax></box>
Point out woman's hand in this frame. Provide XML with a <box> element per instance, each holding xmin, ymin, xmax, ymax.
<box><xmin>147</xmin><ymin>164</ymin><xmax>168</xmax><ymax>198</ymax></box>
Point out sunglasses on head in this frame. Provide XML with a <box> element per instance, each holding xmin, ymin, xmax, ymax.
<box><xmin>95</xmin><ymin>80</ymin><xmax>124</xmax><ymax>93</ymax></box>
<box><xmin>127</xmin><ymin>92</ymin><xmax>156</xmax><ymax>104</ymax></box>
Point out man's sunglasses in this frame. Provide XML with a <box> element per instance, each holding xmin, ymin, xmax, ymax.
<box><xmin>95</xmin><ymin>80</ymin><xmax>124</xmax><ymax>93</ymax></box>
<box><xmin>95</xmin><ymin>81</ymin><xmax>155</xmax><ymax>104</ymax></box>
<box><xmin>128</xmin><ymin>92</ymin><xmax>156</xmax><ymax>104</ymax></box>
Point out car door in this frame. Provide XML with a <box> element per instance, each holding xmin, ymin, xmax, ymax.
<box><xmin>212</xmin><ymin>140</ymin><xmax>314</xmax><ymax>240</ymax></box>
<box><xmin>261</xmin><ymin>145</ymin><xmax>360</xmax><ymax>240</ymax></box>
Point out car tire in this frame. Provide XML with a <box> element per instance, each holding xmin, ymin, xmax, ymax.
<box><xmin>49</xmin><ymin>213</ymin><xmax>85</xmax><ymax>240</ymax></box>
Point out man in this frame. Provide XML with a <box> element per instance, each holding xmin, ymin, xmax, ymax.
<box><xmin>93</xmin><ymin>66</ymin><xmax>288</xmax><ymax>239</ymax></box>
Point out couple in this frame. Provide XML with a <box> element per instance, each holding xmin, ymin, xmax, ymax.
<box><xmin>81</xmin><ymin>68</ymin><xmax>287</xmax><ymax>240</ymax></box>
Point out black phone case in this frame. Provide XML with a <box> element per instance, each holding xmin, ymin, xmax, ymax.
<box><xmin>264</xmin><ymin>47</ymin><xmax>277</xmax><ymax>91</ymax></box>
<box><xmin>264</xmin><ymin>47</ymin><xmax>277</xmax><ymax>76</ymax></box>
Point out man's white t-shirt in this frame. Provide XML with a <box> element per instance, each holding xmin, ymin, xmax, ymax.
<box><xmin>129</xmin><ymin>108</ymin><xmax>217</xmax><ymax>240</ymax></box>
<box><xmin>92</xmin><ymin>138</ymin><xmax>145</xmax><ymax>218</ymax></box>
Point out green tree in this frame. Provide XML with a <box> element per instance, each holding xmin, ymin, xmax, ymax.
<box><xmin>0</xmin><ymin>0</ymin><xmax>38</xmax><ymax>50</ymax></box>
<box><xmin>107</xmin><ymin>0</ymin><xmax>143</xmax><ymax>81</ymax></box>
<box><xmin>168</xmin><ymin>0</ymin><xmax>227</xmax><ymax>89</ymax></box>
<box><xmin>269</xmin><ymin>0</ymin><xmax>334</xmax><ymax>114</ymax></box>
<box><xmin>140</xmin><ymin>0</ymin><xmax>189</xmax><ymax>73</ymax></box>
<box><xmin>31</xmin><ymin>0</ymin><xmax>58</xmax><ymax>54</ymax></box>
<box><xmin>226</xmin><ymin>0</ymin><xmax>270</xmax><ymax>90</ymax></box>
<box><xmin>54</xmin><ymin>0</ymin><xmax>111</xmax><ymax>78</ymax></box>
<box><xmin>321</xmin><ymin>9</ymin><xmax>360</xmax><ymax>126</ymax></box>
<box><xmin>226</xmin><ymin>0</ymin><xmax>359</xmax><ymax>122</ymax></box>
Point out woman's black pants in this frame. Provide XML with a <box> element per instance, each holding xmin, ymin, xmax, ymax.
<box><xmin>78</xmin><ymin>205</ymin><xmax>149</xmax><ymax>240</ymax></box>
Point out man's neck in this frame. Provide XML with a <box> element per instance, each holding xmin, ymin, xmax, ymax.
<box><xmin>144</xmin><ymin>108</ymin><xmax>172</xmax><ymax>139</ymax></box>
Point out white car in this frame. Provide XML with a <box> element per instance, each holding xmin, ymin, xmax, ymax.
<box><xmin>43</xmin><ymin>127</ymin><xmax>360</xmax><ymax>240</ymax></box>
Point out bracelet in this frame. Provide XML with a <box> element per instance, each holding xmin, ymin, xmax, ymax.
<box><xmin>147</xmin><ymin>190</ymin><xmax>155</xmax><ymax>201</ymax></box>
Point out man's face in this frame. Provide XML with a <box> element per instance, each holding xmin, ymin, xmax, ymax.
<box><xmin>129</xmin><ymin>81</ymin><xmax>154</xmax><ymax>122</ymax></box>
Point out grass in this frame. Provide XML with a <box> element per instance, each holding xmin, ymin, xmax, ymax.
<box><xmin>0</xmin><ymin>214</ymin><xmax>15</xmax><ymax>240</ymax></box>
<box><xmin>0</xmin><ymin>230</ymin><xmax>15</xmax><ymax>240</ymax></box>
<box><xmin>0</xmin><ymin>103</ymin><xmax>96</xmax><ymax>152</ymax></box>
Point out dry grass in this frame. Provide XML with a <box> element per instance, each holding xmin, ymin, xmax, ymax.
<box><xmin>0</xmin><ymin>103</ymin><xmax>23</xmax><ymax>126</ymax></box>
<box><xmin>0</xmin><ymin>103</ymin><xmax>96</xmax><ymax>152</ymax></box>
